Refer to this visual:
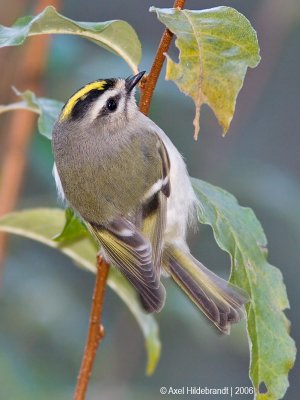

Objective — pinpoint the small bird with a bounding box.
[52,71,248,334]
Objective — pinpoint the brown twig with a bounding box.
[139,0,186,115]
[74,256,109,400]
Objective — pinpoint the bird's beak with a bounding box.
[125,71,146,93]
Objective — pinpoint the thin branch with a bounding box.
[139,0,186,115]
[74,256,109,400]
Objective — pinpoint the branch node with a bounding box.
[99,324,105,339]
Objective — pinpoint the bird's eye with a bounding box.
[106,98,118,112]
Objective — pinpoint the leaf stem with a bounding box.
[0,102,39,115]
[139,0,186,115]
[74,255,109,400]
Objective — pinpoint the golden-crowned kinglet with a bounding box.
[52,71,247,334]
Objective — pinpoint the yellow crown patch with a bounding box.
[60,81,106,121]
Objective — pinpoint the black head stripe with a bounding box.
[71,89,101,119]
[70,79,117,120]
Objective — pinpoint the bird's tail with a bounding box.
[163,244,249,334]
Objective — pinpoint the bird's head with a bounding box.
[58,71,145,132]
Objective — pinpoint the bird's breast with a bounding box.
[53,130,151,225]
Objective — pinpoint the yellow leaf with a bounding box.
[151,7,261,139]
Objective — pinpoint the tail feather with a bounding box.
[163,244,248,334]
[138,284,166,313]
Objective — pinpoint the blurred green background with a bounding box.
[0,0,299,399]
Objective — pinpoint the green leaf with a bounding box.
[0,208,160,375]
[53,208,88,242]
[151,7,261,139]
[192,178,296,400]
[0,6,141,72]
[0,89,63,139]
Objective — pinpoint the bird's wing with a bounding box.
[86,217,165,312]
[86,136,170,313]
[141,138,171,276]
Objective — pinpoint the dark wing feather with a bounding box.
[86,218,166,312]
